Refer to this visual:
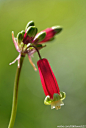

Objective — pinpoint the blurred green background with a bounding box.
[0,0,86,128]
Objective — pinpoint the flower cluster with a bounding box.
[9,21,62,70]
[10,21,66,110]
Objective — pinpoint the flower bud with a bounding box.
[52,26,62,34]
[26,26,38,38]
[25,21,35,30]
[40,26,62,43]
[33,32,46,44]
[17,30,25,44]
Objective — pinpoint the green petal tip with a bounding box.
[17,30,25,44]
[52,26,63,34]
[33,32,46,44]
[26,26,38,38]
[25,21,35,30]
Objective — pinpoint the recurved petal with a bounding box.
[9,53,21,66]
[12,31,21,52]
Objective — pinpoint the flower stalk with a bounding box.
[25,45,42,60]
[8,21,64,127]
[8,55,24,128]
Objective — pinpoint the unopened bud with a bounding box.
[26,26,38,38]
[52,26,63,34]
[17,30,25,44]
[33,32,46,44]
[25,21,35,30]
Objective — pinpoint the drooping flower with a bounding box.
[9,21,62,70]
[37,58,66,110]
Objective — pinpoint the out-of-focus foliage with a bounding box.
[0,0,86,128]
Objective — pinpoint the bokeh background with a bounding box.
[0,0,86,128]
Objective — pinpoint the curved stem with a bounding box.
[8,56,24,128]
[25,45,42,60]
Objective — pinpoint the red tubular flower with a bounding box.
[37,58,66,110]
[37,58,60,98]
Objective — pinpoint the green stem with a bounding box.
[8,56,24,128]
